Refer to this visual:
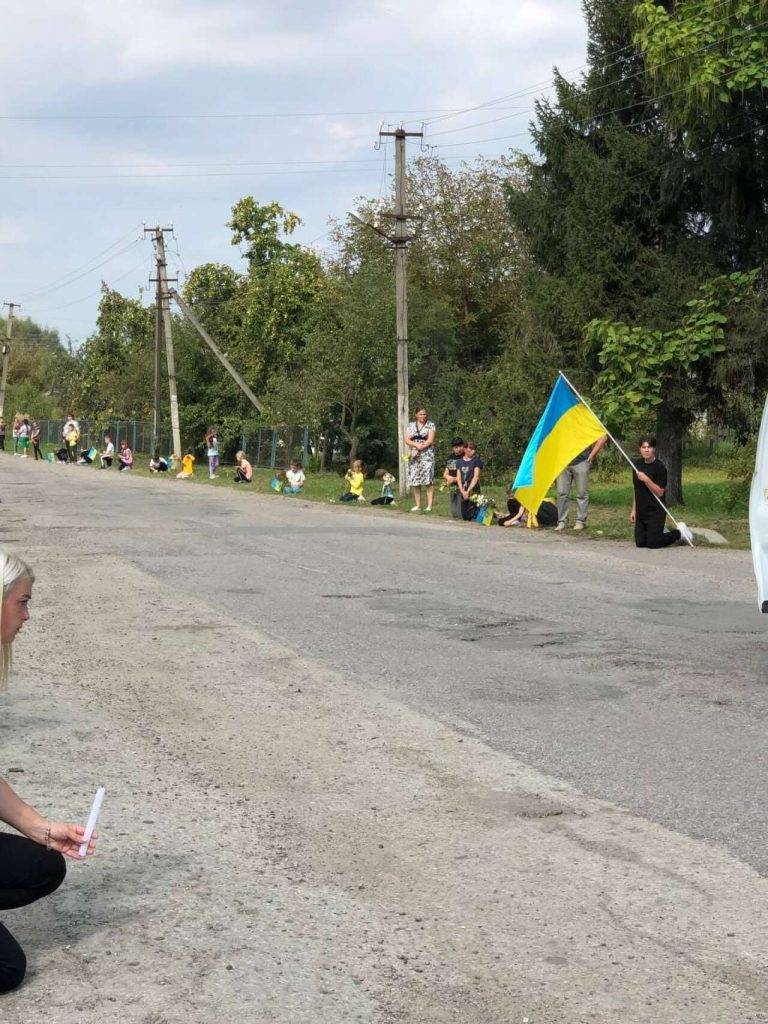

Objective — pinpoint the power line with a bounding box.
[0,157,383,170]
[15,231,143,302]
[425,10,768,141]
[0,106,485,122]
[24,256,151,317]
[420,0,764,130]
[0,166,385,181]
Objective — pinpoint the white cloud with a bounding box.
[344,0,583,48]
[0,1,317,89]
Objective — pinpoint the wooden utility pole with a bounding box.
[152,290,161,450]
[0,302,19,424]
[145,226,181,458]
[171,289,266,415]
[357,126,422,497]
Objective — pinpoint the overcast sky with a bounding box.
[0,0,587,343]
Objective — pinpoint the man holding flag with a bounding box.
[512,373,694,546]
[555,435,607,532]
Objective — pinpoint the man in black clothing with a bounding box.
[630,436,691,548]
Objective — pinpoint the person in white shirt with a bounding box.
[99,434,114,469]
[284,460,306,493]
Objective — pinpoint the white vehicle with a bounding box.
[749,394,768,612]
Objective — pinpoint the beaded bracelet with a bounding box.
[44,823,52,850]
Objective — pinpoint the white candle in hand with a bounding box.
[79,786,106,858]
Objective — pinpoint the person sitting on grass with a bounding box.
[284,459,306,494]
[498,492,558,528]
[99,434,114,469]
[371,468,396,506]
[630,435,692,548]
[176,450,195,480]
[149,449,168,473]
[442,437,465,519]
[118,440,133,472]
[340,460,366,503]
[234,451,252,483]
[457,441,483,521]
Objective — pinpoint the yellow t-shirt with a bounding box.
[347,471,364,496]
[182,454,195,474]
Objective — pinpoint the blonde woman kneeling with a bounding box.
[0,550,98,993]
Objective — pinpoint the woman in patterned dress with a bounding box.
[404,406,436,512]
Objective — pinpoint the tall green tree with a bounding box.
[507,0,725,500]
[634,0,768,268]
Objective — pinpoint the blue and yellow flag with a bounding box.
[513,375,606,514]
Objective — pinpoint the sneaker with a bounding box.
[424,506,432,513]
[573,521,585,531]
[678,522,694,546]
[410,506,421,512]
[555,522,566,532]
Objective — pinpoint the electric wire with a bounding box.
[24,256,152,317]
[15,233,144,302]
[419,0,766,129]
[425,11,768,141]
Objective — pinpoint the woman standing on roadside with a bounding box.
[30,422,42,461]
[404,406,436,513]
[0,550,98,993]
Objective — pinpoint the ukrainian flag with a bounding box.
[513,375,606,514]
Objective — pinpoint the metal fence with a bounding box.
[32,419,312,467]
[36,419,155,453]
[242,427,311,469]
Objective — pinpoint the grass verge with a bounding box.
[59,456,748,550]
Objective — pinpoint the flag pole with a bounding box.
[558,370,693,546]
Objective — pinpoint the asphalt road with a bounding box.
[5,456,768,874]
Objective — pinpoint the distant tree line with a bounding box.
[6,1,768,502]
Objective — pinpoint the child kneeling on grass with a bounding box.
[149,449,169,473]
[340,460,366,503]
[118,440,133,471]
[284,459,306,493]
[371,469,396,505]
[176,450,195,479]
[234,451,252,483]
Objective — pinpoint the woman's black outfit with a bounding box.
[234,468,251,483]
[633,458,680,548]
[32,439,42,460]
[0,834,66,992]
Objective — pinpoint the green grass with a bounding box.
[76,455,749,549]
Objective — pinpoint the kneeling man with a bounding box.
[630,435,692,548]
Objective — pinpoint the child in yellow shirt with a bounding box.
[176,450,196,479]
[340,460,366,503]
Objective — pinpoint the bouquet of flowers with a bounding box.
[470,492,496,526]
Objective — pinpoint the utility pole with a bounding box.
[354,126,422,497]
[153,291,161,450]
[145,226,181,459]
[0,302,19,425]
